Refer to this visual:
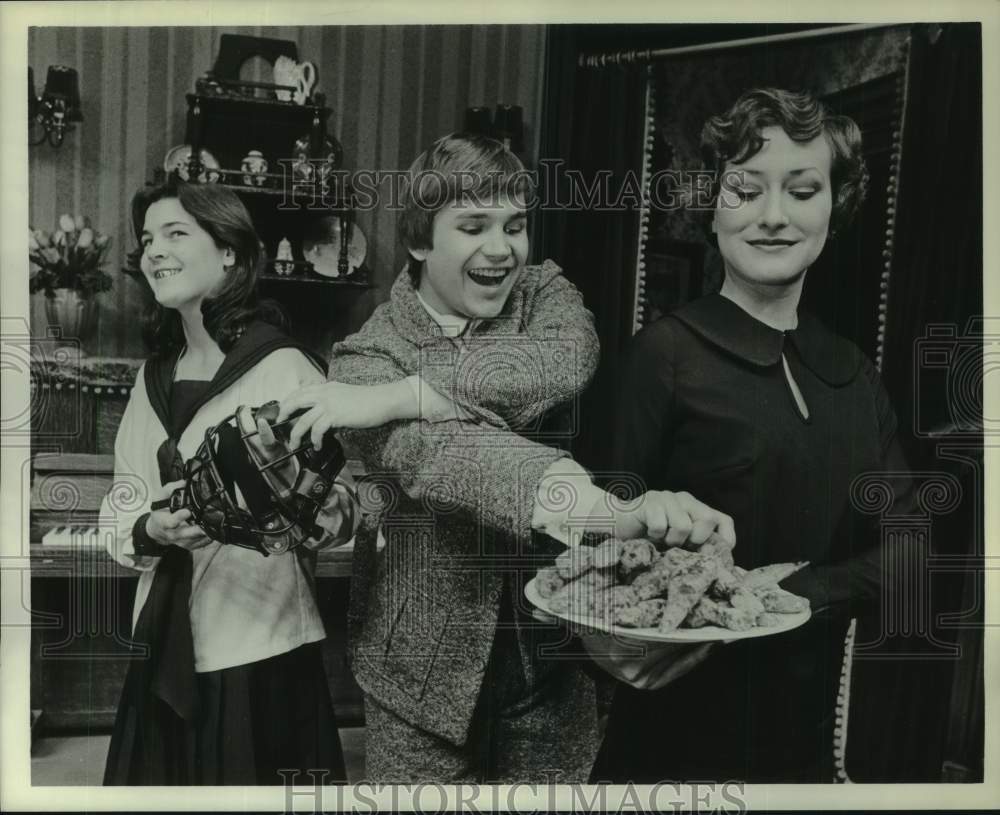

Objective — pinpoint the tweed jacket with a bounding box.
[329,260,600,745]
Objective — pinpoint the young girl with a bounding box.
[102,179,355,785]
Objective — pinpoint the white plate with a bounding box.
[163,144,221,183]
[302,217,367,277]
[524,576,811,643]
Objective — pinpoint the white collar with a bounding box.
[415,289,470,337]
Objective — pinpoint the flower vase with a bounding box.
[44,288,98,344]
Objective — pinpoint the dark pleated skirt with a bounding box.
[104,642,347,786]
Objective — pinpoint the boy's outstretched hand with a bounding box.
[613,490,735,548]
[279,381,411,451]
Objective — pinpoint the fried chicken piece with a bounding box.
[630,550,685,599]
[658,554,720,632]
[754,586,811,614]
[729,587,766,617]
[710,567,742,600]
[685,595,757,632]
[580,567,616,587]
[740,561,808,591]
[547,568,614,615]
[662,546,699,566]
[554,545,594,580]
[534,566,566,599]
[685,600,712,628]
[615,598,667,628]
[606,584,642,612]
[756,612,783,628]
[618,538,659,578]
[692,532,736,570]
[631,573,667,600]
[592,538,625,570]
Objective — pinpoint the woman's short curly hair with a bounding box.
[397,133,536,286]
[700,87,868,234]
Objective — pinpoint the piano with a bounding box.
[29,452,365,731]
[30,452,363,577]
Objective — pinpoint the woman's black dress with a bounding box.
[591,295,914,783]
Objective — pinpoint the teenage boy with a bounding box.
[279,134,734,782]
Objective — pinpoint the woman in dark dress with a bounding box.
[591,88,914,783]
[101,179,355,785]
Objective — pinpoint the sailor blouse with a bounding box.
[100,347,329,673]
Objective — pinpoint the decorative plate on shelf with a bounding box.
[302,216,367,278]
[163,144,221,183]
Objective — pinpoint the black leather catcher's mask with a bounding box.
[154,401,347,556]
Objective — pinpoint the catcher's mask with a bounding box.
[151,401,347,556]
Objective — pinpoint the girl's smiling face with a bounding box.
[410,195,529,320]
[713,125,834,290]
[140,197,234,312]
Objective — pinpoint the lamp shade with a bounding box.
[493,104,524,152]
[463,106,493,137]
[43,66,83,122]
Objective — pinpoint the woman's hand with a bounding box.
[613,490,736,547]
[145,480,213,550]
[278,381,413,450]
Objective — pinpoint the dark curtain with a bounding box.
[881,23,983,453]
[537,53,647,477]
[845,22,984,783]
[804,72,905,361]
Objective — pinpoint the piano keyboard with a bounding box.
[41,525,105,547]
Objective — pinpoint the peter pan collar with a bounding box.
[670,293,863,386]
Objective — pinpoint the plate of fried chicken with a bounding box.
[525,534,811,643]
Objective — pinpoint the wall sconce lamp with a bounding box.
[463,103,525,153]
[29,66,83,148]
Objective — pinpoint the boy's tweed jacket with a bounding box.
[329,260,600,746]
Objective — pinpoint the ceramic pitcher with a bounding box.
[291,61,317,105]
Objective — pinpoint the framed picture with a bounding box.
[638,238,706,328]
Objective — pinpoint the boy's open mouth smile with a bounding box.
[152,267,182,280]
[466,266,513,287]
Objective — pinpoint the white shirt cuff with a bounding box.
[531,458,614,546]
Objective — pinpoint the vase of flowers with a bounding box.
[29,213,113,343]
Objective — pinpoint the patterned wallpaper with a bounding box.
[28,25,547,358]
